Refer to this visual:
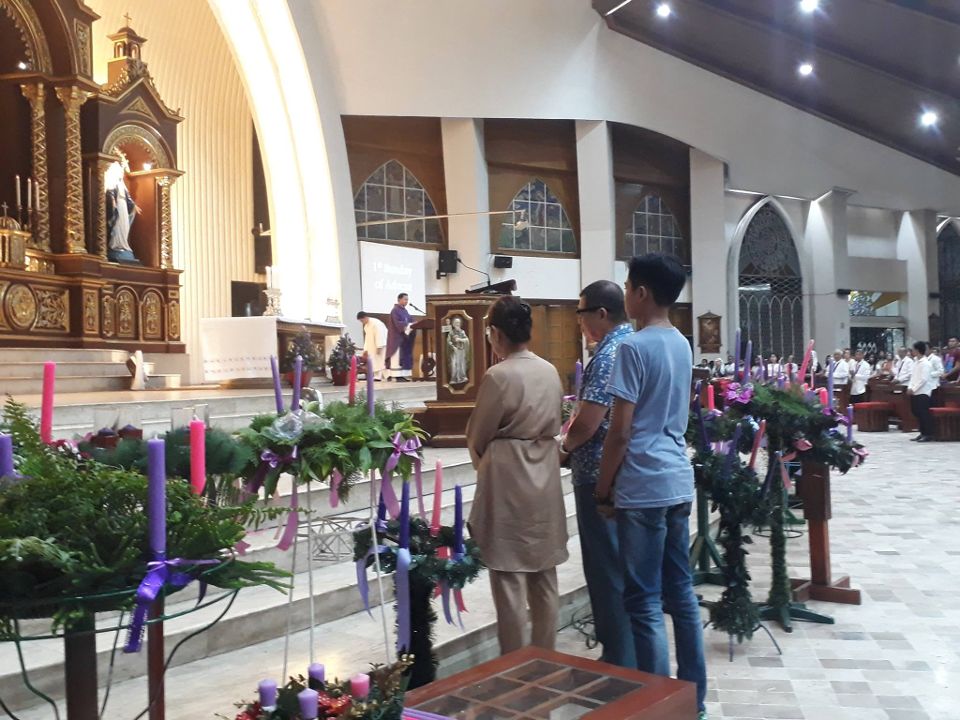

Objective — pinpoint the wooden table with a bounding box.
[403,647,696,719]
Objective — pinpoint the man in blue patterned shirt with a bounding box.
[559,279,635,668]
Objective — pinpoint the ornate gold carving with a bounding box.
[116,288,136,338]
[103,124,171,169]
[20,83,50,251]
[5,284,37,330]
[122,97,159,124]
[0,228,28,268]
[157,175,174,269]
[55,86,92,254]
[102,62,178,118]
[142,291,163,339]
[0,282,8,329]
[25,250,55,274]
[83,290,98,334]
[168,299,180,340]
[0,0,53,72]
[74,19,91,77]
[101,295,115,338]
[35,288,69,331]
[92,158,113,258]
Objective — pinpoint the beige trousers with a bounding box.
[488,567,559,655]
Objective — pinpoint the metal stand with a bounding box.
[147,601,164,720]
[263,287,282,316]
[689,486,725,586]
[64,615,98,720]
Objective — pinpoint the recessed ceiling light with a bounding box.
[798,62,814,76]
[656,3,672,18]
[799,0,819,13]
[920,111,939,128]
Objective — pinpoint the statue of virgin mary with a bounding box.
[105,160,140,263]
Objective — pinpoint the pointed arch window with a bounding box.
[623,194,687,262]
[738,204,803,360]
[498,179,576,254]
[354,160,443,245]
[939,221,960,341]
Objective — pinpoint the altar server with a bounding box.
[357,311,388,380]
[908,341,935,442]
[894,347,914,385]
[849,349,871,404]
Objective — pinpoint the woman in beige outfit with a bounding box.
[466,296,569,654]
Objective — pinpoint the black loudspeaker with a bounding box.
[438,249,459,273]
[493,255,513,269]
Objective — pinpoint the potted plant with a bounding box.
[327,333,358,386]
[282,328,323,388]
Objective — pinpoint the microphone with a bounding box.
[458,258,491,286]
[409,302,426,315]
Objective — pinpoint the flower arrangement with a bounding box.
[283,328,324,374]
[328,335,359,375]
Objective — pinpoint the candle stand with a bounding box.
[689,485,726,586]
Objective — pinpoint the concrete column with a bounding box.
[897,209,938,343]
[575,121,616,287]
[806,190,852,353]
[441,118,489,294]
[689,149,727,361]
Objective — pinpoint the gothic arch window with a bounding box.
[354,160,442,245]
[623,194,686,262]
[939,221,960,340]
[498,179,576,254]
[738,204,804,360]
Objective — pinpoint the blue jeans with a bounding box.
[617,503,707,711]
[573,484,636,668]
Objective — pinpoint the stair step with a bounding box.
[0,348,133,364]
[0,361,157,379]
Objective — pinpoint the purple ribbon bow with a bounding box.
[246,446,299,494]
[382,433,425,519]
[124,557,218,653]
[724,382,754,406]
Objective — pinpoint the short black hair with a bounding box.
[356,311,368,320]
[489,295,532,344]
[398,293,408,301]
[627,253,686,307]
[913,340,928,354]
[579,280,626,323]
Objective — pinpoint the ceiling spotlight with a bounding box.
[656,3,672,18]
[920,111,939,128]
[798,62,814,76]
[16,61,27,70]
[799,0,819,12]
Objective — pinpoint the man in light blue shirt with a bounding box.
[596,253,707,718]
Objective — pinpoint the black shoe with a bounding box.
[910,435,922,441]
[917,435,933,442]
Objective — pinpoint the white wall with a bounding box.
[848,206,898,260]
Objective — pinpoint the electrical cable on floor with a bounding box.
[570,604,598,650]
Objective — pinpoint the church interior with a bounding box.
[0,1,958,718]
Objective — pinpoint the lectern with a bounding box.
[416,291,512,447]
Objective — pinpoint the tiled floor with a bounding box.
[556,431,960,719]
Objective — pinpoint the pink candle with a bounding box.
[189,418,206,495]
[349,673,370,699]
[797,340,814,385]
[430,460,443,536]
[818,388,829,406]
[748,419,766,469]
[705,383,715,412]
[348,355,358,404]
[40,361,55,444]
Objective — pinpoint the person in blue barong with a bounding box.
[386,292,415,382]
[559,279,636,669]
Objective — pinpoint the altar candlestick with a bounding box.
[292,355,303,411]
[265,266,273,289]
[34,180,39,212]
[298,688,319,719]
[0,433,13,478]
[743,340,752,382]
[348,355,358,404]
[349,673,370,699]
[308,663,325,690]
[269,355,284,414]
[258,680,277,710]
[430,460,443,536]
[454,485,464,552]
[706,383,715,412]
[25,178,31,212]
[14,176,20,209]
[367,355,375,416]
[40,361,55,444]
[846,404,854,443]
[749,419,766,469]
[574,360,583,396]
[826,359,834,409]
[147,438,166,557]
[189,418,206,495]
[733,329,741,382]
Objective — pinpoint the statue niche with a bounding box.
[104,156,139,263]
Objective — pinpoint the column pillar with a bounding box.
[897,209,937,343]
[20,82,51,252]
[806,189,852,353]
[689,149,727,361]
[156,174,176,269]
[441,118,489,294]
[55,86,92,254]
[575,121,616,287]
[85,155,113,258]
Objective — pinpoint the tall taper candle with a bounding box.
[34,179,39,213]
[147,438,166,557]
[40,361,55,444]
[189,418,206,495]
[797,339,814,387]
[733,329,741,383]
[749,419,766,469]
[454,485,464,552]
[0,433,13,478]
[269,355,284,414]
[846,404,854,442]
[826,359,835,409]
[430,460,443,536]
[297,688,319,719]
[348,354,358,404]
[743,340,752,383]
[574,360,583,396]
[14,175,20,209]
[258,679,278,710]
[25,178,31,212]
[376,492,387,526]
[399,481,410,549]
[292,354,303,411]
[367,354,375,416]
[706,383,715,412]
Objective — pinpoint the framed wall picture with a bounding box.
[698,312,722,354]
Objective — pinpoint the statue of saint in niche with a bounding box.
[446,316,471,385]
[105,159,141,263]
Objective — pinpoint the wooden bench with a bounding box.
[853,402,892,432]
[931,407,960,441]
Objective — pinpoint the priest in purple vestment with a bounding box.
[386,292,415,381]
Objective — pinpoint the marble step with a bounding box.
[0,360,158,379]
[0,488,582,711]
[0,372,181,396]
[0,347,134,364]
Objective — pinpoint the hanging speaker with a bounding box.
[438,250,459,273]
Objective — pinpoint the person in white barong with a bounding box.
[357,311,388,380]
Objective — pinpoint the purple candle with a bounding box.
[743,340,752,383]
[297,688,319,719]
[270,355,284,414]
[147,438,166,557]
[376,492,387,526]
[399,481,410,549]
[367,354,375,417]
[258,679,278,709]
[846,404,854,442]
[454,484,463,552]
[292,354,303,411]
[826,359,835,409]
[0,433,13,478]
[574,360,583,396]
[733,329,741,382]
[308,662,325,690]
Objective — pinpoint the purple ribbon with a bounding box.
[384,433,425,519]
[356,542,390,616]
[124,557,217,653]
[246,446,298,494]
[330,469,342,508]
[381,469,401,519]
[276,482,300,551]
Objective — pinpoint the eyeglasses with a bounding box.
[575,306,607,315]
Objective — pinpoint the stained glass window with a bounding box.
[623,194,687,262]
[939,222,960,340]
[498,179,576,254]
[354,160,442,245]
[738,204,804,360]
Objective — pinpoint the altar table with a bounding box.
[404,646,696,719]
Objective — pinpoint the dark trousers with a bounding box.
[910,393,934,437]
[850,393,866,405]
